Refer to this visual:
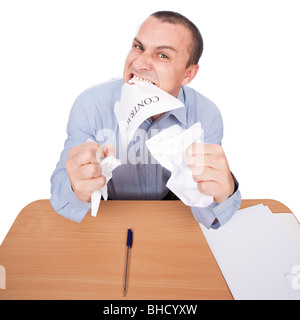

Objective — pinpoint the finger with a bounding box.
[187,143,223,156]
[187,142,205,156]
[85,175,107,193]
[188,155,227,172]
[197,181,219,196]
[73,175,107,202]
[96,147,103,163]
[187,154,213,169]
[76,163,102,180]
[191,166,219,182]
[103,144,116,157]
[69,141,99,156]
[187,146,229,171]
[96,144,116,162]
[71,145,100,167]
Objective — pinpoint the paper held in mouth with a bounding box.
[114,77,184,150]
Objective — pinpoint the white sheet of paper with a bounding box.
[200,204,300,299]
[273,212,300,249]
[146,122,213,207]
[114,78,184,150]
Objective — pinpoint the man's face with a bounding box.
[123,17,198,97]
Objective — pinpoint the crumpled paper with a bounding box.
[91,156,121,217]
[145,122,214,207]
[87,139,121,217]
[114,77,184,150]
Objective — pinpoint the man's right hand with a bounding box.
[65,142,115,202]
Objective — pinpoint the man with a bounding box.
[50,11,241,228]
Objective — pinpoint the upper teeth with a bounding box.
[133,75,153,84]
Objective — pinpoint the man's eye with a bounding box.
[158,53,168,59]
[134,45,143,51]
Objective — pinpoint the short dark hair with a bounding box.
[150,11,203,68]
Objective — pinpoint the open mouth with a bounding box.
[131,74,156,86]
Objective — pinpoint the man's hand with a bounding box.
[187,143,235,203]
[65,142,115,202]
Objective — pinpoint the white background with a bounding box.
[0,0,299,244]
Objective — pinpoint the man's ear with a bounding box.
[181,64,199,86]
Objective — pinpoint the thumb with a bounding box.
[103,144,116,157]
[96,144,116,162]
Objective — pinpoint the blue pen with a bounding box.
[123,229,133,296]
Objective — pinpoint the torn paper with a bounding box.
[86,139,121,217]
[91,156,121,217]
[114,78,184,150]
[146,122,213,207]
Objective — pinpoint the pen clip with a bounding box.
[126,229,133,248]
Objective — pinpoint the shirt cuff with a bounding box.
[190,188,241,229]
[63,178,91,208]
[212,188,242,228]
[50,178,91,223]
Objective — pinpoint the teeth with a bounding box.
[133,75,152,84]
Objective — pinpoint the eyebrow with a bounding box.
[133,37,177,53]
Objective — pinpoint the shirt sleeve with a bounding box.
[50,96,93,222]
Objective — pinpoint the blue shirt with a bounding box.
[50,78,241,228]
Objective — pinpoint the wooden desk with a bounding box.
[0,199,293,300]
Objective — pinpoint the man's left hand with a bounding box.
[187,143,235,203]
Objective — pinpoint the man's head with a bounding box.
[150,11,203,68]
[123,11,203,97]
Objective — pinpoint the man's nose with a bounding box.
[133,52,152,71]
